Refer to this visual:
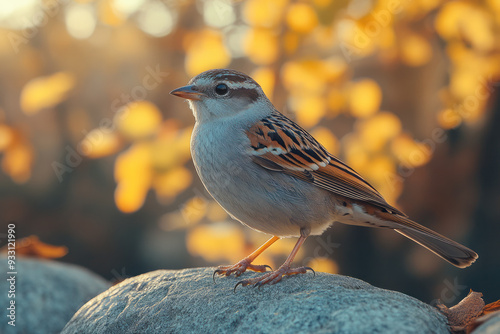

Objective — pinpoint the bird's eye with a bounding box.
[215,83,229,95]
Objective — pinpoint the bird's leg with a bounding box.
[213,236,279,279]
[235,231,313,289]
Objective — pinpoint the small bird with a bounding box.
[170,69,478,288]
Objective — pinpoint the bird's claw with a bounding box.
[233,265,313,291]
[304,266,315,278]
[213,260,272,283]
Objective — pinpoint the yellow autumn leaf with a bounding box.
[284,32,300,54]
[435,1,468,40]
[338,20,375,58]
[462,7,495,52]
[251,67,275,99]
[282,60,332,94]
[487,0,500,12]
[446,41,470,65]
[349,79,382,118]
[20,72,75,114]
[114,180,149,214]
[391,133,432,168]
[343,133,370,173]
[313,0,331,7]
[322,57,348,83]
[312,26,338,50]
[417,0,441,12]
[0,124,14,151]
[186,223,246,263]
[244,28,279,65]
[435,2,494,51]
[286,3,318,34]
[81,129,122,158]
[185,30,231,77]
[153,166,192,200]
[151,126,192,171]
[150,140,179,171]
[400,33,432,67]
[115,101,162,140]
[243,0,287,28]
[181,196,208,224]
[114,143,152,213]
[378,27,395,50]
[437,108,461,129]
[98,0,125,26]
[376,178,402,207]
[115,143,151,182]
[295,96,326,128]
[449,69,478,99]
[206,201,228,222]
[15,235,68,259]
[327,89,346,114]
[1,142,33,183]
[310,127,339,155]
[363,155,396,185]
[358,112,402,152]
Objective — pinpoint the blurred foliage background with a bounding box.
[1,0,499,303]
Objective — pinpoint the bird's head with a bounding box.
[170,69,272,124]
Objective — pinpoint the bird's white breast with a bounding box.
[190,118,337,237]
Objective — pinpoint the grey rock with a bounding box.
[0,256,110,334]
[62,267,449,334]
[474,311,500,334]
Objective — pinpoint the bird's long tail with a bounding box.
[376,211,478,268]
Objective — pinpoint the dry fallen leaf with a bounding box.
[435,290,485,332]
[466,300,500,333]
[1,235,68,259]
[482,300,500,315]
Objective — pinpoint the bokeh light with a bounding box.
[0,0,498,307]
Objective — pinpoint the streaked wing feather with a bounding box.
[246,111,405,216]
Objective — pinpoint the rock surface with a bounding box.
[473,311,500,333]
[62,267,449,334]
[0,256,110,334]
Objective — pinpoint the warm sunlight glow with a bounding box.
[186,223,246,263]
[349,79,382,118]
[185,29,231,76]
[114,143,152,213]
[203,0,236,28]
[116,101,162,140]
[112,0,146,17]
[136,1,175,37]
[65,3,97,39]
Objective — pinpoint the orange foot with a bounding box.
[213,259,272,281]
[234,264,314,291]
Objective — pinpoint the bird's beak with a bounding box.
[170,85,206,101]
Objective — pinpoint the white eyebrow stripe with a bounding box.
[225,82,258,89]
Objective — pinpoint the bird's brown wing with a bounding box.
[246,111,405,216]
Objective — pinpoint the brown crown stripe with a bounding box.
[197,69,257,84]
[230,87,260,102]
